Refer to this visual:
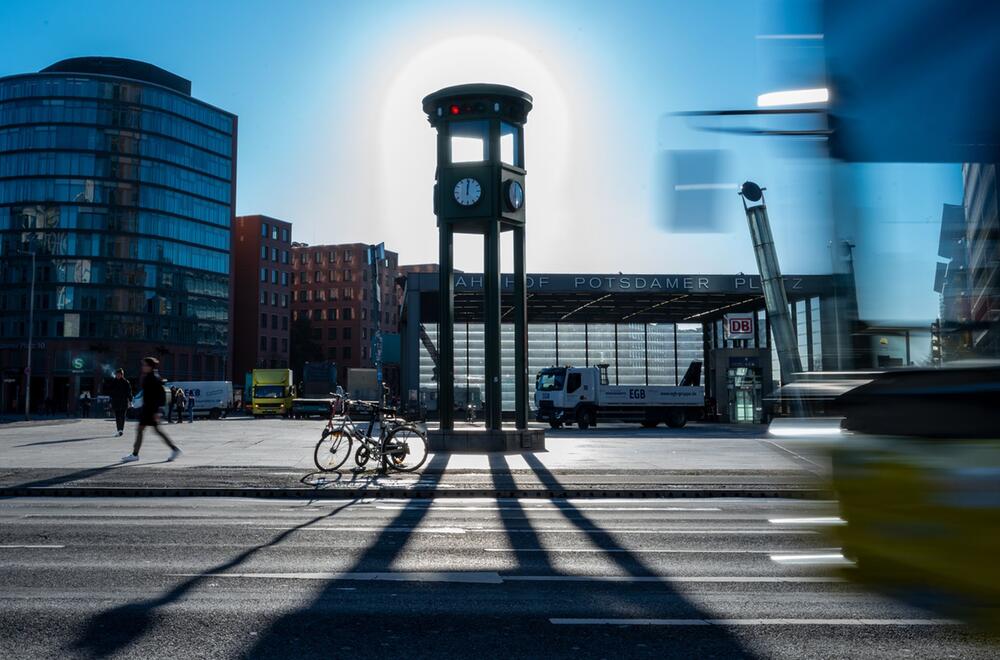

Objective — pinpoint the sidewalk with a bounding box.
[0,417,831,498]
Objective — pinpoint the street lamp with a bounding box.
[17,242,37,420]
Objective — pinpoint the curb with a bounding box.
[0,486,831,500]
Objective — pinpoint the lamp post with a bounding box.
[18,243,37,420]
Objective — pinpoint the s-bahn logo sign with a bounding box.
[724,313,755,340]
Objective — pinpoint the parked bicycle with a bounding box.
[313,391,428,473]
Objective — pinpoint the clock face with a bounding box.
[506,180,524,210]
[453,177,482,206]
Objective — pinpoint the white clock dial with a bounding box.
[506,180,524,210]
[453,177,482,206]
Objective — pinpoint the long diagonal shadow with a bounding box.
[2,463,125,496]
[488,454,555,574]
[521,452,755,657]
[244,451,451,658]
[70,497,361,658]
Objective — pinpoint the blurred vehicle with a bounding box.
[166,381,233,419]
[251,369,295,418]
[830,363,1000,628]
[292,361,338,419]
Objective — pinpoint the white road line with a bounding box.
[168,572,842,585]
[550,618,960,626]
[171,572,503,584]
[0,544,65,549]
[768,517,845,525]
[268,527,817,535]
[770,552,855,566]
[374,505,723,512]
[508,576,844,583]
[484,548,826,554]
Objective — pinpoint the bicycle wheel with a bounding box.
[382,424,429,472]
[313,424,353,471]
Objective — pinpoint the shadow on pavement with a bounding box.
[243,452,451,658]
[488,454,555,574]
[521,452,755,657]
[14,436,104,448]
[70,497,360,658]
[2,463,125,493]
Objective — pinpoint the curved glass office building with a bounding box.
[0,58,236,413]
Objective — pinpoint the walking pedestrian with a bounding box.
[187,392,196,423]
[166,386,176,423]
[121,357,181,463]
[79,391,92,418]
[107,368,133,437]
[173,387,187,424]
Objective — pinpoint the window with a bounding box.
[280,271,288,286]
[261,222,268,238]
[450,120,489,162]
[260,313,267,328]
[281,228,288,242]
[342,308,352,321]
[567,372,582,394]
[282,316,288,330]
[260,267,267,282]
[328,308,336,320]
[327,347,337,360]
[271,314,277,329]
[327,327,337,340]
[344,327,352,339]
[281,250,289,264]
[260,336,267,351]
[281,338,288,352]
[271,292,278,306]
[271,247,278,262]
[271,337,277,351]
[328,250,336,262]
[500,122,521,166]
[260,245,267,259]
[343,346,352,359]
[271,270,278,284]
[281,294,288,308]
[362,308,367,321]
[259,290,266,305]
[271,226,278,240]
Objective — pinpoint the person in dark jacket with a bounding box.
[107,368,133,437]
[121,357,181,463]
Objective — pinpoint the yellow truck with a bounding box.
[251,369,295,418]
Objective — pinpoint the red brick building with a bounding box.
[231,215,293,383]
[290,243,400,375]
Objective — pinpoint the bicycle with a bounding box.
[313,393,428,473]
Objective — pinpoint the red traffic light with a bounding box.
[449,104,460,115]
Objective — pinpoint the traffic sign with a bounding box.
[724,313,755,340]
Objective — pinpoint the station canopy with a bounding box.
[402,272,839,325]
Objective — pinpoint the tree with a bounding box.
[289,316,323,378]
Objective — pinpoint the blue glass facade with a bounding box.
[0,60,236,413]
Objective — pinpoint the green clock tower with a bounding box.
[423,83,533,434]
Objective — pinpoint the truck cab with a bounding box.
[251,369,295,417]
[535,366,601,428]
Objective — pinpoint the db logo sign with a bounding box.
[724,313,755,340]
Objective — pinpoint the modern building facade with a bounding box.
[231,215,292,382]
[290,242,400,383]
[0,57,237,413]
[401,271,852,423]
[962,162,1000,355]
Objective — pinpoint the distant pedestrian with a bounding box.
[166,386,176,423]
[79,391,92,418]
[187,392,196,423]
[173,388,187,424]
[121,357,181,463]
[107,368,133,437]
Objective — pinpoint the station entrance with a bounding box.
[400,272,851,424]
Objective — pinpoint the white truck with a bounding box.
[534,362,704,429]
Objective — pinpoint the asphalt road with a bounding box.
[1,497,995,659]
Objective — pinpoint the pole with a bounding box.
[742,197,802,383]
[25,249,35,420]
[513,225,528,429]
[438,226,454,430]
[484,219,502,431]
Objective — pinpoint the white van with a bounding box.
[132,381,233,419]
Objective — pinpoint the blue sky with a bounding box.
[0,0,961,327]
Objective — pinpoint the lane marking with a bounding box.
[507,576,844,583]
[770,552,855,566]
[484,548,827,554]
[268,527,817,536]
[0,544,65,549]
[169,572,842,585]
[171,571,503,584]
[550,618,960,626]
[374,505,723,512]
[768,517,845,525]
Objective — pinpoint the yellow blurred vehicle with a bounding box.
[831,364,1000,628]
